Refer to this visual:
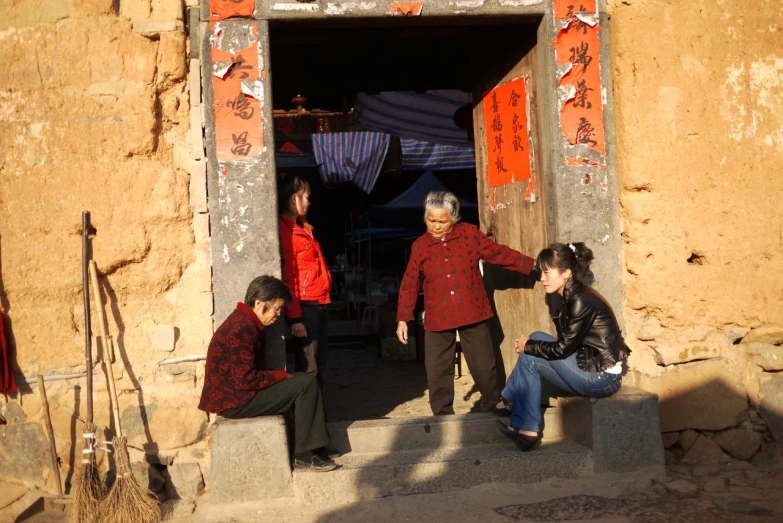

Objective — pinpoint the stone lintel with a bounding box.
[255,0,547,20]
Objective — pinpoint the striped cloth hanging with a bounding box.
[401,138,475,171]
[354,90,473,147]
[311,132,390,194]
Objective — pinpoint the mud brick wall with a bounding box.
[0,1,211,515]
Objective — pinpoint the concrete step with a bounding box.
[327,409,566,455]
[294,439,592,505]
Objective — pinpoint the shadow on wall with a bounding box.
[0,234,80,500]
[99,276,158,457]
[311,374,783,522]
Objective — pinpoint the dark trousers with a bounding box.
[220,374,329,454]
[293,303,329,387]
[424,321,501,415]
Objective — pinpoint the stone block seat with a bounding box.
[558,386,666,474]
[207,386,665,505]
[209,415,293,503]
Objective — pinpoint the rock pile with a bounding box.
[625,319,783,468]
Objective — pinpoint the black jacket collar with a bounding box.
[562,276,585,302]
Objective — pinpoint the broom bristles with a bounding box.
[71,422,105,523]
[100,436,160,523]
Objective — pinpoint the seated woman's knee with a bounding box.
[528,331,555,342]
[514,351,538,372]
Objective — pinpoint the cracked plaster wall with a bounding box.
[609,0,783,330]
[0,0,212,501]
[608,0,783,440]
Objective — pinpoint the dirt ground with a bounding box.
[322,346,484,420]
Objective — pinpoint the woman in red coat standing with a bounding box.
[396,191,535,416]
[278,175,333,387]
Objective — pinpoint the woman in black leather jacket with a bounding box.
[496,243,631,451]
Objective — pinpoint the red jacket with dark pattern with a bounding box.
[198,303,288,413]
[397,223,535,332]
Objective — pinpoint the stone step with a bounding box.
[294,439,592,505]
[327,409,566,455]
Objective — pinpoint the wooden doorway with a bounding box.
[472,33,551,377]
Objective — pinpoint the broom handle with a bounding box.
[82,211,93,423]
[88,261,123,437]
[37,375,64,496]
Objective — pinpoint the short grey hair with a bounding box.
[424,191,461,224]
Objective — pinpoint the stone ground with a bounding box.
[13,418,783,522]
[165,459,783,522]
[13,460,783,522]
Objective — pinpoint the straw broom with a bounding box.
[89,260,160,523]
[71,212,105,523]
[70,420,104,523]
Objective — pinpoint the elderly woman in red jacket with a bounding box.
[278,175,333,386]
[396,191,535,416]
[198,275,335,471]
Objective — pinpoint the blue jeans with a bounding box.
[501,332,622,433]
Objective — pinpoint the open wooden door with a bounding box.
[471,26,551,378]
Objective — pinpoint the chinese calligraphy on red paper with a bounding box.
[210,22,263,162]
[553,0,606,155]
[482,77,533,190]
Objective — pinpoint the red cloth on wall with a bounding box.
[0,310,18,401]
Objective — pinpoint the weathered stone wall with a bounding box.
[0,0,210,516]
[608,0,783,463]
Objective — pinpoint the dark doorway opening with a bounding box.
[269,17,541,421]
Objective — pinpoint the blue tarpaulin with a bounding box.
[365,170,478,225]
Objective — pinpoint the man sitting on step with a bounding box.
[198,275,337,472]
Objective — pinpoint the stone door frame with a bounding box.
[198,0,623,347]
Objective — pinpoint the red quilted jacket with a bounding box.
[198,303,288,413]
[397,223,534,332]
[279,215,332,322]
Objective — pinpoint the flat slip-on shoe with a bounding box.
[488,405,511,417]
[481,402,512,417]
[495,420,540,452]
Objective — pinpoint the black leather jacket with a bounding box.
[524,278,631,372]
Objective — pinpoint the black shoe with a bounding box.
[488,405,511,417]
[495,420,540,452]
[482,403,511,417]
[293,453,338,472]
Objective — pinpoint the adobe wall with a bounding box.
[608,0,783,462]
[0,0,781,517]
[0,0,212,515]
